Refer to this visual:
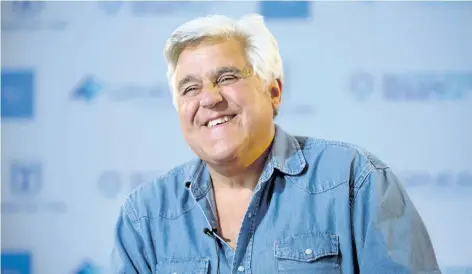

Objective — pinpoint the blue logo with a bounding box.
[2,1,67,32]
[10,1,45,17]
[74,261,101,274]
[10,161,42,196]
[1,251,32,274]
[350,72,374,101]
[348,72,472,101]
[399,171,472,188]
[72,76,105,101]
[130,2,210,16]
[259,1,312,20]
[2,160,67,214]
[129,171,153,191]
[97,170,163,198]
[97,171,122,198]
[1,70,34,119]
[383,73,472,101]
[70,75,172,108]
[97,1,212,17]
[97,1,123,14]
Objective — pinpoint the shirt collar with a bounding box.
[184,124,307,199]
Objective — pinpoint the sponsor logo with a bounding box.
[398,171,472,188]
[70,74,172,108]
[259,1,312,20]
[2,1,68,32]
[349,71,472,101]
[350,72,374,101]
[11,0,44,16]
[1,160,67,214]
[72,76,105,102]
[97,1,123,14]
[278,64,315,116]
[10,161,42,195]
[74,260,101,274]
[97,171,122,199]
[1,251,32,274]
[98,170,162,198]
[1,70,35,119]
[97,1,213,16]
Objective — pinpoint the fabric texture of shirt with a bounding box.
[108,125,440,274]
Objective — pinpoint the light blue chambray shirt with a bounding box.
[109,125,440,274]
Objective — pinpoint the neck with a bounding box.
[207,132,274,191]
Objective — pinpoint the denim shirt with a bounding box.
[109,125,440,274]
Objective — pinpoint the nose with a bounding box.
[199,85,223,108]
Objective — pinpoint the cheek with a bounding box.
[223,83,256,106]
[178,101,199,125]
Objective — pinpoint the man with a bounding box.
[110,14,440,273]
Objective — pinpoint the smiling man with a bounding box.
[109,14,440,274]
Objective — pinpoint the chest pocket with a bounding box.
[274,232,340,274]
[155,257,209,274]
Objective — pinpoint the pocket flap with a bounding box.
[274,233,339,263]
[156,257,209,273]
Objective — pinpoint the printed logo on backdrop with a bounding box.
[1,161,67,214]
[10,161,42,195]
[259,1,312,20]
[11,0,44,16]
[74,260,101,274]
[71,74,173,110]
[97,1,123,14]
[1,251,32,274]
[97,171,122,199]
[1,1,68,32]
[350,71,374,101]
[97,170,163,199]
[278,64,315,117]
[72,75,105,102]
[96,1,215,16]
[348,71,472,101]
[398,171,472,189]
[1,70,35,119]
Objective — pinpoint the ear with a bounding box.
[269,78,283,110]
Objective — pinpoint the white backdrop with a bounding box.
[2,1,471,273]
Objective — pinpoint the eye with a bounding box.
[217,75,238,84]
[182,86,199,95]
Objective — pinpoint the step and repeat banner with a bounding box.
[2,1,471,273]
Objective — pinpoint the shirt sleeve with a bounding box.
[107,201,152,274]
[352,166,441,273]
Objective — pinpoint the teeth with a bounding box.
[207,116,232,128]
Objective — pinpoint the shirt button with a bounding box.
[247,212,253,218]
[304,248,313,255]
[237,265,245,272]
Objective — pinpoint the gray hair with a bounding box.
[164,13,284,115]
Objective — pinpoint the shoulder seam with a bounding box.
[351,166,375,207]
[123,198,142,234]
[301,138,388,169]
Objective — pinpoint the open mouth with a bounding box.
[206,115,236,128]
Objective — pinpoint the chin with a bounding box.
[203,141,240,164]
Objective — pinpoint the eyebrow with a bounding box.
[176,66,247,92]
[213,66,243,77]
[177,75,200,93]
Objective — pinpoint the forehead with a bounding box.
[174,38,247,78]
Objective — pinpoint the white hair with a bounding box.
[164,13,284,110]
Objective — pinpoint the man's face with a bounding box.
[173,38,282,165]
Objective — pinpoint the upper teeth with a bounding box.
[207,116,232,128]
